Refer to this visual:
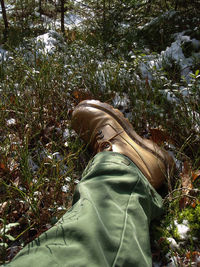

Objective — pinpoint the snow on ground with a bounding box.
[0,4,15,19]
[36,30,64,53]
[161,33,200,82]
[140,10,177,30]
[0,4,14,14]
[140,32,200,83]
[112,93,132,119]
[167,219,190,248]
[40,13,84,31]
[5,4,15,11]
[165,220,199,266]
[64,13,83,29]
[35,12,84,53]
[0,46,7,61]
[6,118,16,126]
[174,219,190,240]
[167,237,179,250]
[166,253,180,267]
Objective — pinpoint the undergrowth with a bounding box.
[0,2,200,266]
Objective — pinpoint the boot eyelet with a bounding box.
[99,141,112,152]
[104,143,110,148]
[97,133,104,140]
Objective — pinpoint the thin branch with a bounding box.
[164,187,200,202]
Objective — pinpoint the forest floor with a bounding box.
[0,2,200,266]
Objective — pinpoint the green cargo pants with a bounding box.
[5,151,163,267]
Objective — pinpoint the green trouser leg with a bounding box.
[5,151,163,267]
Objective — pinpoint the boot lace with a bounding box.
[95,129,124,152]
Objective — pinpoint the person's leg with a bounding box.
[5,151,163,267]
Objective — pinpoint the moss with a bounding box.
[178,204,200,238]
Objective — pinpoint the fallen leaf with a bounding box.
[179,160,193,209]
[181,161,193,189]
[0,201,8,214]
[0,161,6,170]
[10,95,16,105]
[192,170,200,182]
[149,127,173,145]
[73,90,93,103]
[186,251,200,261]
[190,200,196,208]
[71,30,76,42]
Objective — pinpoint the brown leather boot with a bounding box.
[71,99,175,189]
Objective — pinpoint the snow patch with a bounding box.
[63,128,70,140]
[161,33,195,82]
[141,10,177,30]
[28,157,39,172]
[113,92,129,107]
[62,185,69,193]
[174,219,190,240]
[36,30,64,54]
[6,118,16,126]
[139,32,200,83]
[52,152,63,161]
[64,13,83,29]
[41,13,84,31]
[0,46,7,61]
[167,237,179,250]
[112,93,132,119]
[166,252,180,267]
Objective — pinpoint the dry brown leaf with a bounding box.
[10,95,16,105]
[192,170,200,182]
[149,128,173,146]
[179,160,193,209]
[0,161,6,170]
[181,161,193,189]
[73,90,93,103]
[190,200,197,208]
[71,31,76,42]
[186,251,200,262]
[0,201,8,214]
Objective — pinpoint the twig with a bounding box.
[164,194,198,203]
[164,187,200,202]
